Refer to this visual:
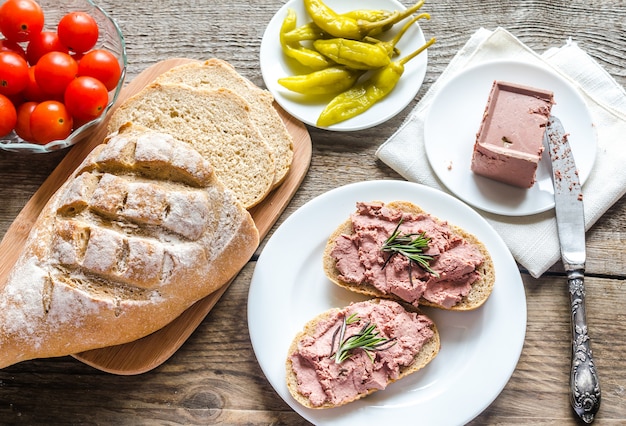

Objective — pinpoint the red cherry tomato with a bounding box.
[34,51,78,96]
[77,49,122,91]
[30,100,73,144]
[0,0,44,42]
[64,76,109,121]
[22,66,46,101]
[0,93,17,137]
[14,100,37,141]
[27,31,69,65]
[0,38,27,59]
[0,50,29,96]
[57,11,99,53]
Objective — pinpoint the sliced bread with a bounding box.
[107,83,276,209]
[155,58,294,188]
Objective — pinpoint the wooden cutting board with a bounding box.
[0,58,312,375]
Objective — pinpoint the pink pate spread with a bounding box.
[471,80,555,188]
[331,202,484,308]
[290,299,434,407]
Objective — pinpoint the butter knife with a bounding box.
[545,115,601,423]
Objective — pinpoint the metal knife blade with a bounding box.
[545,115,601,423]
[546,116,585,270]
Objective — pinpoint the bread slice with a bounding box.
[323,201,495,311]
[0,123,259,369]
[155,58,294,188]
[286,298,440,409]
[107,83,276,209]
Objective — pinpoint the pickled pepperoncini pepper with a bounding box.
[282,8,398,44]
[304,0,425,40]
[278,66,363,95]
[280,8,332,70]
[317,37,436,127]
[313,13,430,70]
[282,21,328,43]
[313,38,391,70]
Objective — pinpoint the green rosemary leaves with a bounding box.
[329,313,396,364]
[381,218,439,277]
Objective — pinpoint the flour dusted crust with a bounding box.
[0,124,259,369]
[107,83,276,209]
[154,58,294,189]
[322,201,495,311]
[285,299,440,409]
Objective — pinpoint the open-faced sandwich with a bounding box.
[286,298,440,409]
[323,201,495,310]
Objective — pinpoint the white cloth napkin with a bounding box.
[376,27,626,278]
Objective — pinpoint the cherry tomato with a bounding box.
[0,50,29,96]
[0,0,44,42]
[26,31,69,65]
[14,100,37,141]
[0,93,17,137]
[22,66,46,101]
[77,49,121,91]
[0,38,26,59]
[57,11,99,53]
[34,51,77,96]
[64,76,108,121]
[30,100,73,144]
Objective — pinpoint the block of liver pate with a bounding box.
[471,81,554,188]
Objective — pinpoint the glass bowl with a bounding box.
[0,0,127,153]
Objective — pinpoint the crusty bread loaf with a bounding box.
[286,298,440,409]
[107,83,276,209]
[155,58,294,188]
[323,201,495,311]
[0,123,259,369]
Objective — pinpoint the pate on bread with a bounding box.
[286,298,440,409]
[323,201,495,311]
[0,124,259,369]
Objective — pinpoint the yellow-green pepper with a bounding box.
[313,38,391,70]
[278,66,363,95]
[282,22,328,43]
[280,8,332,70]
[313,13,430,70]
[303,0,425,40]
[317,37,436,127]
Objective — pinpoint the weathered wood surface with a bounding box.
[0,0,624,424]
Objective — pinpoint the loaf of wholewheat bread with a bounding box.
[107,83,276,209]
[286,298,440,409]
[0,123,259,369]
[155,58,294,188]
[323,201,495,311]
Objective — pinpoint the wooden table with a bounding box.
[1,0,624,423]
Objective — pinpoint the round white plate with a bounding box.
[248,180,526,425]
[260,0,430,131]
[424,60,597,216]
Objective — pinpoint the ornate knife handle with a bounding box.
[568,270,601,423]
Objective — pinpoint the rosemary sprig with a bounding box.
[381,218,439,277]
[329,313,396,364]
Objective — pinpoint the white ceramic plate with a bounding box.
[424,60,597,216]
[248,180,526,425]
[260,0,430,131]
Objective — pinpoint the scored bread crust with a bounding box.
[322,201,495,311]
[0,124,259,369]
[107,82,276,209]
[154,58,294,189]
[285,298,440,409]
